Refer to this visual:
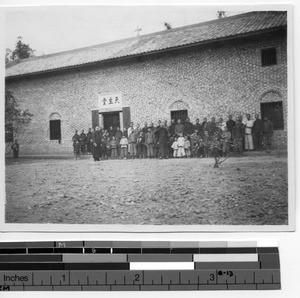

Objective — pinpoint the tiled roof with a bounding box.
[6,11,287,78]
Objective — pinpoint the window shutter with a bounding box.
[122,107,131,129]
[91,110,99,128]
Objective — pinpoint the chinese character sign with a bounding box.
[98,92,122,110]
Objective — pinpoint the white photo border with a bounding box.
[0,2,295,233]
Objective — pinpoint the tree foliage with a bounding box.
[6,36,35,63]
[5,49,12,64]
[5,89,33,153]
[217,11,227,19]
[202,123,234,168]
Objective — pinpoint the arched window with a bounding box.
[169,100,189,123]
[49,113,61,140]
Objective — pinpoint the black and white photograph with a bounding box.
[1,3,294,231]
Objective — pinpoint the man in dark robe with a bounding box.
[92,126,102,161]
[184,117,194,136]
[232,120,244,156]
[149,122,155,132]
[169,119,176,136]
[86,128,93,154]
[157,123,169,159]
[200,117,208,137]
[79,129,87,154]
[154,121,161,158]
[163,120,169,131]
[194,118,201,135]
[207,117,218,135]
[253,114,263,151]
[226,115,236,140]
[72,130,80,155]
[142,122,148,134]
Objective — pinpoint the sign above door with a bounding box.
[98,92,123,112]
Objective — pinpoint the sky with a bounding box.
[4,6,250,56]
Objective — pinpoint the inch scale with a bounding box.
[0,241,281,291]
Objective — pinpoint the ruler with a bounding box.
[0,241,280,291]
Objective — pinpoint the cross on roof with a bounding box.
[135,26,142,36]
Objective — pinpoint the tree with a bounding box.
[217,11,227,19]
[5,49,12,64]
[164,22,172,30]
[5,89,33,153]
[8,36,35,62]
[202,123,234,168]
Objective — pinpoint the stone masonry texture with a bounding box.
[6,33,287,154]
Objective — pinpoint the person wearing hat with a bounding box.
[72,130,80,158]
[11,139,19,160]
[184,117,194,136]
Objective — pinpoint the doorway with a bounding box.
[102,112,120,131]
[170,109,188,124]
[261,101,284,130]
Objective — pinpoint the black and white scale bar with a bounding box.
[0,247,279,255]
[0,269,281,291]
[0,263,130,270]
[0,241,279,254]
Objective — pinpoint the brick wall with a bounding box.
[6,32,287,154]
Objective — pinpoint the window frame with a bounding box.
[49,119,61,140]
[261,47,277,67]
[170,109,188,124]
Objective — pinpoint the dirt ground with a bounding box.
[5,155,288,225]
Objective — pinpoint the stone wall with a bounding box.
[6,32,287,154]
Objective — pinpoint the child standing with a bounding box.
[11,139,19,160]
[120,135,129,159]
[184,136,191,158]
[110,136,118,159]
[74,139,81,159]
[177,133,185,157]
[171,137,179,158]
[137,131,146,158]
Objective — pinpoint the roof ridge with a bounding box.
[14,10,284,64]
[6,10,287,78]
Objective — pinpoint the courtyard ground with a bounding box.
[5,155,288,225]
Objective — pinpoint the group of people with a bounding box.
[72,114,274,161]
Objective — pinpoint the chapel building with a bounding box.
[5,11,288,154]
